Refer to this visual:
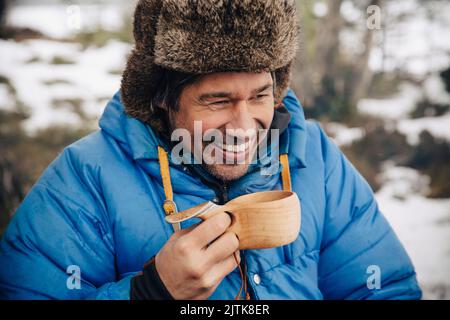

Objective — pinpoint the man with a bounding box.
[0,0,421,299]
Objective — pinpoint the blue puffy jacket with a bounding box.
[0,89,421,299]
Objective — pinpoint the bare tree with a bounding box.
[293,0,384,122]
[0,0,8,32]
[350,0,383,106]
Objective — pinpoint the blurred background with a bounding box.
[0,0,449,299]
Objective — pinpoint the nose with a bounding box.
[226,99,255,133]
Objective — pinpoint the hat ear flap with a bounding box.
[124,0,168,132]
[120,51,166,132]
[273,62,293,107]
[133,0,162,53]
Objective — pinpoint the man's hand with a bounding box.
[155,212,240,299]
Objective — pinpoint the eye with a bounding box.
[254,94,269,101]
[210,100,229,106]
[211,100,228,105]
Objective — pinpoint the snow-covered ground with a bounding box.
[377,166,450,299]
[1,2,449,299]
[358,82,422,120]
[325,122,366,146]
[0,2,134,132]
[398,114,450,145]
[7,2,134,39]
[0,38,130,132]
[358,80,450,144]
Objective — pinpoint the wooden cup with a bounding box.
[165,190,301,250]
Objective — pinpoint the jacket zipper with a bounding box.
[220,184,229,204]
[182,164,229,205]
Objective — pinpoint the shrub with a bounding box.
[407,130,450,198]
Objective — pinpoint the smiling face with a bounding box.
[169,71,275,182]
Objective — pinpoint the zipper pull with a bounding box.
[222,185,229,203]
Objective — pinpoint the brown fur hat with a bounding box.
[121,0,300,127]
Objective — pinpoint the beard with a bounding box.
[202,161,251,182]
[199,130,261,182]
[169,111,264,183]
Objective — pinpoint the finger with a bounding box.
[220,252,241,276]
[186,212,231,248]
[171,222,200,240]
[206,252,240,284]
[205,231,239,265]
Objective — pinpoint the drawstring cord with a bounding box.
[233,251,250,300]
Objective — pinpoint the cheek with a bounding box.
[253,103,275,129]
[190,108,231,133]
[179,105,227,129]
[173,112,225,147]
[200,118,226,132]
[172,108,197,132]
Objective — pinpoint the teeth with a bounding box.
[213,140,249,153]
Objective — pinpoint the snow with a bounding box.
[340,1,362,24]
[357,76,450,144]
[0,85,14,112]
[0,2,132,132]
[8,5,75,39]
[320,0,450,297]
[398,114,450,144]
[1,1,449,300]
[376,166,450,299]
[358,82,422,120]
[357,75,450,144]
[0,38,131,132]
[325,122,365,146]
[22,39,82,62]
[7,3,132,39]
[368,0,450,76]
[340,0,450,77]
[423,74,450,105]
[313,2,328,18]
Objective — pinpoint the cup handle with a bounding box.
[165,201,222,224]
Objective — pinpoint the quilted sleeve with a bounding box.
[0,148,134,300]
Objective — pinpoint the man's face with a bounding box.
[170,71,275,182]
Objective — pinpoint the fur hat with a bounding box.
[121,0,300,129]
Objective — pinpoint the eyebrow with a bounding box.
[198,83,273,103]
